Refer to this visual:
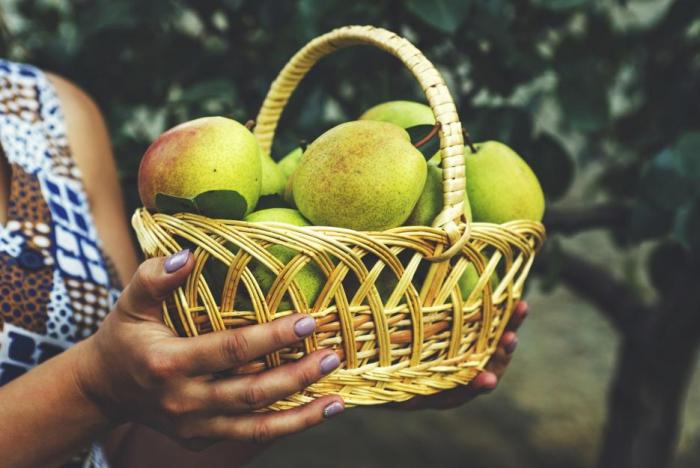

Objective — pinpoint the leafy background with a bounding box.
[1,0,700,467]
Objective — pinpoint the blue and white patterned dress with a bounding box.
[0,59,121,466]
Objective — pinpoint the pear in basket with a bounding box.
[359,100,435,128]
[465,141,545,223]
[293,120,427,231]
[255,148,288,209]
[205,208,324,312]
[429,140,545,223]
[278,146,304,182]
[138,116,261,219]
[406,161,472,226]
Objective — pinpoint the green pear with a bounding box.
[205,208,324,312]
[293,121,427,231]
[282,171,296,208]
[359,100,435,129]
[245,207,309,224]
[465,141,545,223]
[406,162,472,226]
[458,264,499,301]
[259,149,286,197]
[278,147,304,181]
[138,116,261,218]
[244,208,324,311]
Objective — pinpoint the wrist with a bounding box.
[70,335,122,425]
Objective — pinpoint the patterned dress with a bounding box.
[0,59,121,466]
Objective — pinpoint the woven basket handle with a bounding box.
[254,25,469,260]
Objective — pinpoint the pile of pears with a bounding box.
[138,101,544,311]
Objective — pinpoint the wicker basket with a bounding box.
[132,25,545,410]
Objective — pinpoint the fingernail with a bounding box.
[293,316,316,337]
[164,249,190,273]
[473,372,498,394]
[517,301,529,315]
[505,336,518,354]
[320,353,340,375]
[322,401,344,419]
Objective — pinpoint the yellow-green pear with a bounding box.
[406,162,472,226]
[293,121,427,231]
[458,264,499,301]
[360,100,435,129]
[465,141,545,223]
[244,208,324,311]
[259,149,286,197]
[282,172,296,208]
[204,208,324,311]
[138,116,261,218]
[278,147,304,181]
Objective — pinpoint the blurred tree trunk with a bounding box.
[597,274,700,468]
[538,242,700,468]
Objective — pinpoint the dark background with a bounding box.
[1,1,699,467]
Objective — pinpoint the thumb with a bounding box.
[117,249,194,321]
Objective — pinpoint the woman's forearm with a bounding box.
[105,424,264,468]
[0,337,113,467]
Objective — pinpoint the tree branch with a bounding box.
[543,202,631,235]
[535,245,653,332]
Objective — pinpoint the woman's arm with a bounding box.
[48,73,283,467]
[0,75,346,467]
[0,251,343,467]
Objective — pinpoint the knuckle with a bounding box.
[160,396,190,417]
[135,261,165,300]
[140,273,164,301]
[242,383,268,410]
[269,324,288,348]
[207,383,231,409]
[296,365,318,389]
[145,352,177,381]
[250,421,273,444]
[223,331,250,365]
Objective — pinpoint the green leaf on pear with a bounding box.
[193,190,248,219]
[155,193,198,215]
[155,190,248,219]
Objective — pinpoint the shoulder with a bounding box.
[45,72,105,136]
[44,72,113,193]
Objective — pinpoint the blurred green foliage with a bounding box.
[1,0,699,284]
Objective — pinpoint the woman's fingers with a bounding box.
[117,251,195,322]
[187,396,344,443]
[506,300,529,331]
[165,314,318,376]
[203,350,341,412]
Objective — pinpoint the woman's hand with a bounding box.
[390,300,529,410]
[78,249,344,449]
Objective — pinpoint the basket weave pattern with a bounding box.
[132,25,545,410]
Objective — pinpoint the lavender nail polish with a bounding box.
[323,401,344,419]
[164,249,190,273]
[320,353,340,375]
[293,316,316,337]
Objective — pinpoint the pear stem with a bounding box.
[463,131,478,154]
[245,120,256,131]
[414,123,440,149]
[299,139,308,152]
